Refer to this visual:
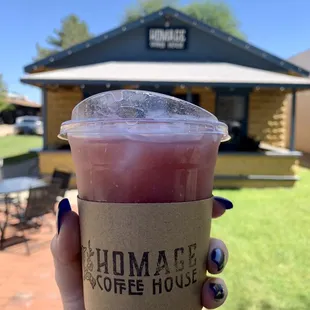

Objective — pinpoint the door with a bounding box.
[215,90,249,137]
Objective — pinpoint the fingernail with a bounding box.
[211,248,225,272]
[210,283,225,301]
[214,197,233,209]
[56,198,71,234]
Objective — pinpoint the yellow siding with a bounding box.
[39,151,298,189]
[45,87,288,150]
[39,151,76,188]
[172,87,215,113]
[199,90,215,113]
[46,88,83,147]
[216,154,297,176]
[248,89,288,148]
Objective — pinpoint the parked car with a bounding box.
[14,116,43,135]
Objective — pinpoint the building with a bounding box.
[1,93,41,124]
[21,7,310,189]
[286,49,310,154]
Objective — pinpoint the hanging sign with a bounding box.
[147,27,188,50]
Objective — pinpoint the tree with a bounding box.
[123,0,245,39]
[123,0,178,23]
[182,1,245,39]
[0,74,8,113]
[35,14,93,60]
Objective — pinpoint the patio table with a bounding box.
[0,177,47,249]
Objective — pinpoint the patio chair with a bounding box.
[10,184,59,255]
[51,169,71,200]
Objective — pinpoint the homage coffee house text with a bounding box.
[83,242,198,296]
[148,27,188,50]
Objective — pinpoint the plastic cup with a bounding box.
[59,90,229,203]
[59,90,229,310]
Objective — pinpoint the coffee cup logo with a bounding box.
[82,240,97,289]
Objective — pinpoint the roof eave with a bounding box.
[20,78,310,89]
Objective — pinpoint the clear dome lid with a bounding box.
[59,89,230,141]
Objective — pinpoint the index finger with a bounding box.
[212,197,233,218]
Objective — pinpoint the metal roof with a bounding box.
[24,7,309,77]
[21,61,310,88]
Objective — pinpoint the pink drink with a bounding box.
[60,90,229,310]
[60,90,229,203]
[69,133,221,203]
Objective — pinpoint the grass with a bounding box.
[212,167,310,310]
[0,135,42,159]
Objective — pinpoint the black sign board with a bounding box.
[147,27,188,50]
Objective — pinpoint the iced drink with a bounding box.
[59,90,229,310]
[69,134,220,203]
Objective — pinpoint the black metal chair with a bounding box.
[51,169,71,199]
[10,184,59,254]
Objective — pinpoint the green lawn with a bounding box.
[0,135,42,159]
[212,167,310,310]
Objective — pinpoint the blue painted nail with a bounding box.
[57,198,71,234]
[210,283,225,301]
[214,197,233,210]
[211,248,225,272]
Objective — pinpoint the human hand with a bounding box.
[51,197,233,310]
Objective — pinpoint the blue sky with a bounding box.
[0,0,309,103]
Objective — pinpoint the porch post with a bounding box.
[186,88,193,103]
[289,89,297,151]
[42,88,48,150]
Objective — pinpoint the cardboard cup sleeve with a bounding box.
[78,197,213,310]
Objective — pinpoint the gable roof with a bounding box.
[24,7,309,77]
[288,49,310,71]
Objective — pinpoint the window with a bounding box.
[173,93,200,106]
[216,92,248,137]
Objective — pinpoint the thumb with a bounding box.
[51,199,85,310]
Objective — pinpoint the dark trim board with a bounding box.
[289,89,297,151]
[24,7,309,77]
[20,78,310,89]
[42,88,48,150]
